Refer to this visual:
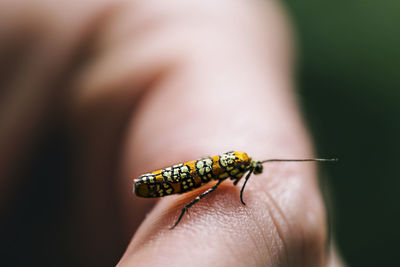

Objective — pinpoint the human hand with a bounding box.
[0,0,343,266]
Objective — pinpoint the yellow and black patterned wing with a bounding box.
[134,151,252,198]
[134,161,204,198]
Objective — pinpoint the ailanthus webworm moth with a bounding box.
[133,151,337,229]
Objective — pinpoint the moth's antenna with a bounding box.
[261,158,338,164]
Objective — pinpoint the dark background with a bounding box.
[284,0,400,266]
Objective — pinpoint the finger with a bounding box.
[0,0,113,211]
[117,0,329,266]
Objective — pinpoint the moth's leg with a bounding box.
[239,168,253,205]
[170,179,225,229]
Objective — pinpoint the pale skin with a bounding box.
[0,0,344,266]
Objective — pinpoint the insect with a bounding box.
[133,151,337,229]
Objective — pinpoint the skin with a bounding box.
[0,0,344,266]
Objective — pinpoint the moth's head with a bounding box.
[251,160,263,174]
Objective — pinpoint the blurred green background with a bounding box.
[283,0,400,266]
